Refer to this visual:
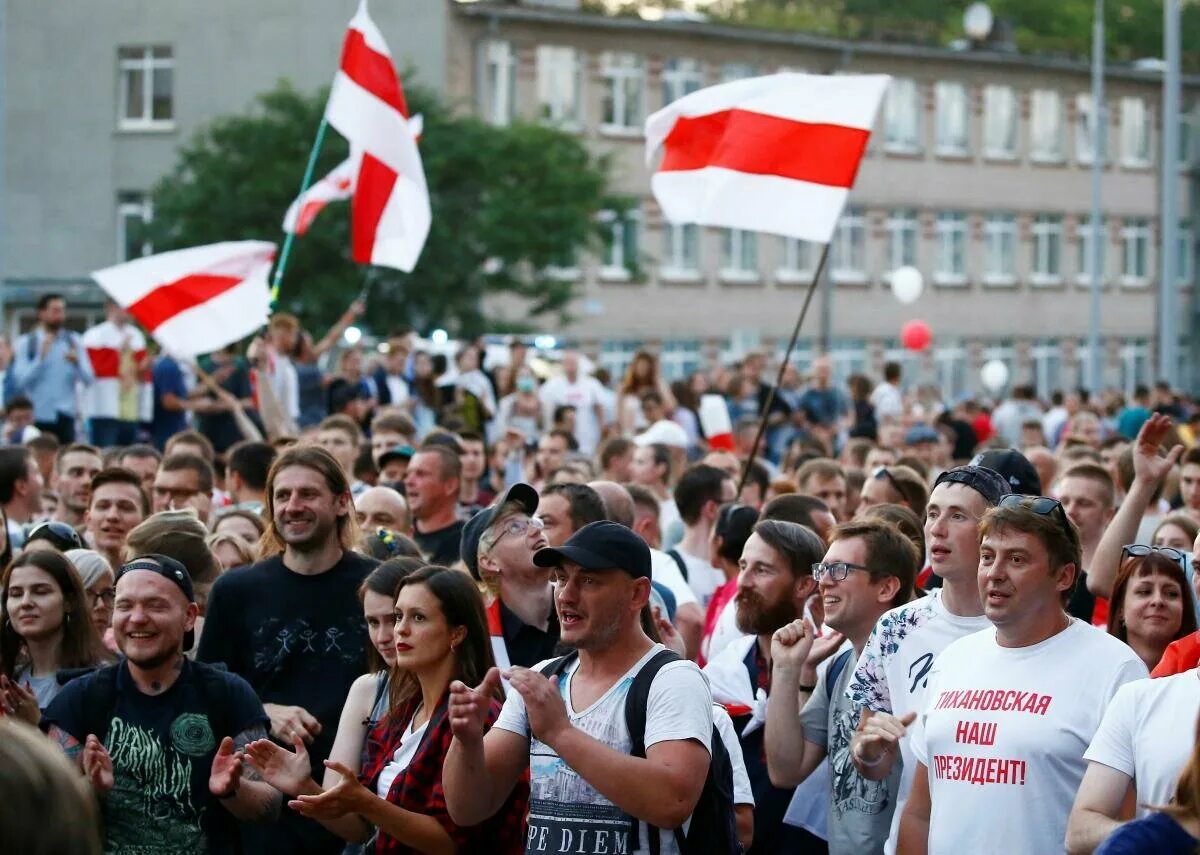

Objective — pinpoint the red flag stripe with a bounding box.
[340,29,408,117]
[86,348,121,378]
[352,153,399,264]
[127,273,246,332]
[660,109,870,189]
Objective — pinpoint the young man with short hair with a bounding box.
[153,453,215,522]
[85,467,149,570]
[1177,446,1200,525]
[0,445,44,549]
[225,440,275,514]
[533,429,576,490]
[50,443,103,529]
[537,481,606,548]
[117,443,162,495]
[599,436,636,483]
[671,463,737,607]
[896,497,1147,854]
[1056,462,1117,625]
[458,431,494,513]
[198,445,376,854]
[444,521,714,853]
[165,429,216,463]
[403,445,464,565]
[796,459,850,522]
[316,414,362,488]
[369,412,417,466]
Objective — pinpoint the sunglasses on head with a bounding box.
[997,494,1076,540]
[1122,544,1185,565]
[873,467,903,496]
[26,520,84,551]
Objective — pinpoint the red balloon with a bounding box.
[900,319,933,352]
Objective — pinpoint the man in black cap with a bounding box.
[443,520,715,854]
[970,448,1042,496]
[844,464,1010,854]
[43,554,279,854]
[461,483,557,669]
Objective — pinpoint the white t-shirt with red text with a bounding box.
[910,620,1147,855]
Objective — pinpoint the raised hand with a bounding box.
[244,735,313,797]
[289,760,370,820]
[82,734,114,794]
[263,703,322,745]
[0,675,41,726]
[653,606,686,658]
[506,667,569,747]
[448,667,501,745]
[209,736,243,799]
[771,618,819,675]
[1132,414,1184,488]
[853,709,916,766]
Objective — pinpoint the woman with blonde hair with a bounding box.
[206,532,256,572]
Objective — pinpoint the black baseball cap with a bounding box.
[25,520,85,552]
[933,465,1010,507]
[970,449,1042,496]
[533,520,652,580]
[115,554,197,651]
[460,483,539,580]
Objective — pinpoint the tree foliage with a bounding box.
[147,82,615,337]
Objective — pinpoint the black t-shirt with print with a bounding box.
[43,659,267,855]
[414,519,466,566]
[197,550,376,854]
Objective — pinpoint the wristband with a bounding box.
[797,683,817,694]
[852,741,885,768]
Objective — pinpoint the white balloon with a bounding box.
[981,359,1010,393]
[891,266,924,304]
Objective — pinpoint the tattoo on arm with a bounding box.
[234,725,269,783]
[48,725,83,766]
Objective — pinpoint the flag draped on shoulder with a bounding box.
[323,0,430,272]
[91,242,276,359]
[645,73,890,244]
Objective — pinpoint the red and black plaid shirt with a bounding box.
[360,690,529,854]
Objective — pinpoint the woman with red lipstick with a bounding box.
[247,564,528,854]
[1106,547,1196,672]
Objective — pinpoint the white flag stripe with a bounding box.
[652,168,849,244]
[149,269,273,359]
[282,156,358,234]
[326,71,419,178]
[92,241,276,306]
[646,73,890,164]
[348,0,391,58]
[371,176,432,270]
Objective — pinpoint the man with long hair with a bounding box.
[198,444,377,854]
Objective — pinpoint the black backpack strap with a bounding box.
[625,648,682,855]
[825,648,854,703]
[666,549,689,582]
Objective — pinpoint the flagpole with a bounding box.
[737,242,832,498]
[271,116,330,305]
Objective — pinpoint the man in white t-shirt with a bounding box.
[1066,668,1200,852]
[847,465,1010,855]
[897,496,1148,855]
[538,351,607,455]
[668,464,737,608]
[443,521,714,855]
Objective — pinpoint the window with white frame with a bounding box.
[1030,89,1064,162]
[886,208,919,273]
[720,63,757,83]
[661,223,700,280]
[600,208,640,280]
[778,238,816,282]
[117,46,174,130]
[1179,222,1194,286]
[983,213,1017,284]
[1120,97,1151,167]
[480,40,515,126]
[1075,93,1105,165]
[983,85,1017,158]
[536,46,582,128]
[600,52,644,132]
[935,82,969,155]
[117,192,153,261]
[662,58,703,107]
[660,339,702,380]
[1121,217,1151,285]
[1031,214,1063,284]
[885,78,922,153]
[721,229,758,280]
[1075,216,1107,285]
[934,211,968,284]
[831,207,867,282]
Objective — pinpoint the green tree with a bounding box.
[146,82,615,337]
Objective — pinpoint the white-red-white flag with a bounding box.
[324,0,430,272]
[92,242,275,359]
[282,154,359,235]
[646,73,890,244]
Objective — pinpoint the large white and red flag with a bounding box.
[646,73,890,243]
[323,0,430,271]
[92,242,275,358]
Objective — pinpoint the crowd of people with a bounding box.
[2,289,1200,854]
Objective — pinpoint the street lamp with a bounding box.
[1087,0,1105,393]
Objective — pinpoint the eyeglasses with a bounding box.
[87,588,116,607]
[488,515,545,550]
[873,467,903,496]
[997,494,1076,540]
[811,561,873,583]
[1122,544,1186,565]
[153,486,201,504]
[26,520,84,551]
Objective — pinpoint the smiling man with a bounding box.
[198,445,376,854]
[85,468,148,572]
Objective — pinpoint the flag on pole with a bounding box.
[324,0,430,272]
[282,154,359,235]
[646,73,890,244]
[92,242,276,359]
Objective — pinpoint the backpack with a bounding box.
[666,548,689,582]
[541,649,740,855]
[825,648,854,703]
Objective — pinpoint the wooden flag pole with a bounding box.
[271,116,331,306]
[736,241,832,498]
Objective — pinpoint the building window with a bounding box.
[662,58,703,107]
[721,229,758,281]
[480,40,515,126]
[934,211,968,285]
[1180,223,1194,286]
[1075,93,1106,165]
[1031,214,1063,285]
[778,238,816,283]
[600,52,644,133]
[983,213,1017,285]
[117,193,153,261]
[661,223,700,281]
[1075,216,1107,285]
[1030,89,1064,162]
[1120,97,1151,167]
[885,78,921,153]
[660,339,702,380]
[536,46,582,129]
[117,46,174,130]
[1121,217,1151,285]
[720,63,757,83]
[832,207,867,283]
[886,208,919,274]
[935,82,969,156]
[983,85,1018,158]
[600,208,640,281]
